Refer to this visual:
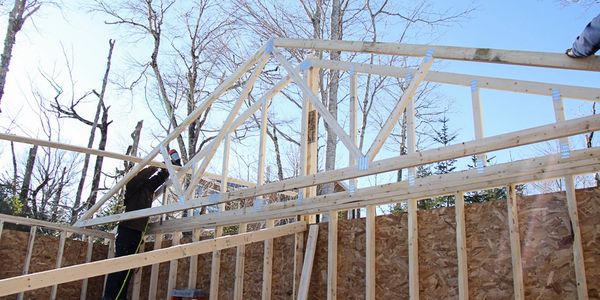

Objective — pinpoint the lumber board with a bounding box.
[131,237,144,300]
[76,41,270,222]
[0,221,306,297]
[507,185,525,300]
[455,193,469,300]
[167,232,182,298]
[50,230,66,300]
[299,64,318,223]
[80,236,94,300]
[310,59,600,101]
[293,231,305,300]
[188,229,201,289]
[273,48,362,159]
[148,234,163,300]
[262,220,275,300]
[149,148,600,233]
[367,53,433,161]
[471,80,487,166]
[366,205,376,300]
[327,211,338,300]
[297,225,319,300]
[406,94,419,300]
[92,115,600,231]
[233,223,247,300]
[18,226,36,300]
[274,38,600,71]
[0,213,112,239]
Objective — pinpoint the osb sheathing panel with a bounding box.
[0,230,108,300]
[2,188,600,299]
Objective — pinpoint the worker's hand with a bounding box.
[565,48,578,58]
[169,149,182,166]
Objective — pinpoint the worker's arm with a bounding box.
[146,168,169,192]
[570,14,600,57]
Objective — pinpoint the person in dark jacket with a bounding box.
[566,13,600,58]
[103,149,181,300]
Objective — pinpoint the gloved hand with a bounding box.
[565,48,578,58]
[169,149,182,166]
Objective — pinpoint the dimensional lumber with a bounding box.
[76,42,269,222]
[148,147,600,233]
[0,221,307,296]
[406,94,419,300]
[80,113,600,229]
[455,193,469,300]
[273,38,600,71]
[365,205,376,300]
[506,185,525,300]
[0,213,113,239]
[310,59,600,101]
[297,225,319,300]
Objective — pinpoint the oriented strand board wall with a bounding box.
[1,188,599,299]
[0,230,109,300]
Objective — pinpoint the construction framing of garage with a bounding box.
[1,38,600,299]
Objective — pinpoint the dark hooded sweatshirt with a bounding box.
[121,166,169,232]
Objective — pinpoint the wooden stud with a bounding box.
[102,238,115,297]
[471,80,487,166]
[131,237,144,300]
[188,228,201,289]
[148,234,164,300]
[167,232,182,298]
[0,221,3,243]
[552,92,588,299]
[406,89,420,300]
[292,231,305,300]
[80,236,94,300]
[76,43,269,222]
[262,219,275,300]
[365,205,376,300]
[50,230,67,300]
[83,114,600,229]
[348,72,359,219]
[233,223,247,300]
[297,225,319,300]
[309,59,600,101]
[367,53,434,161]
[327,211,338,300]
[17,225,36,300]
[0,222,307,297]
[185,55,270,200]
[149,147,600,233]
[273,49,362,159]
[273,38,600,71]
[507,184,525,300]
[300,63,319,223]
[455,193,469,300]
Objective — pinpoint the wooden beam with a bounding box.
[299,63,319,224]
[150,148,600,233]
[262,219,275,300]
[292,231,305,299]
[102,238,115,296]
[406,90,419,300]
[131,237,144,300]
[80,236,94,300]
[185,55,270,200]
[93,113,600,231]
[310,59,600,101]
[76,42,270,222]
[348,72,359,219]
[0,220,3,242]
[552,91,588,299]
[148,233,164,300]
[18,226,36,300]
[273,49,362,159]
[0,222,306,297]
[0,213,112,239]
[118,116,600,232]
[455,193,469,300]
[367,52,433,161]
[188,229,201,289]
[507,184,525,300]
[273,38,600,71]
[50,230,66,300]
[327,211,338,300]
[297,225,319,300]
[167,232,182,298]
[210,134,231,300]
[259,95,274,300]
[365,205,376,300]
[471,80,487,166]
[233,223,247,300]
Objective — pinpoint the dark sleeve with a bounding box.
[572,14,600,57]
[146,168,169,192]
[127,167,160,190]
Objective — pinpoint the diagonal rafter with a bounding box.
[366,49,434,161]
[272,48,363,160]
[184,53,271,199]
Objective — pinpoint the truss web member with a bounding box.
[103,149,182,300]
[566,13,600,58]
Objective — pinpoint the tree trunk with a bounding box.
[323,0,342,195]
[10,141,17,195]
[51,167,67,222]
[86,109,109,209]
[0,0,29,112]
[19,144,37,213]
